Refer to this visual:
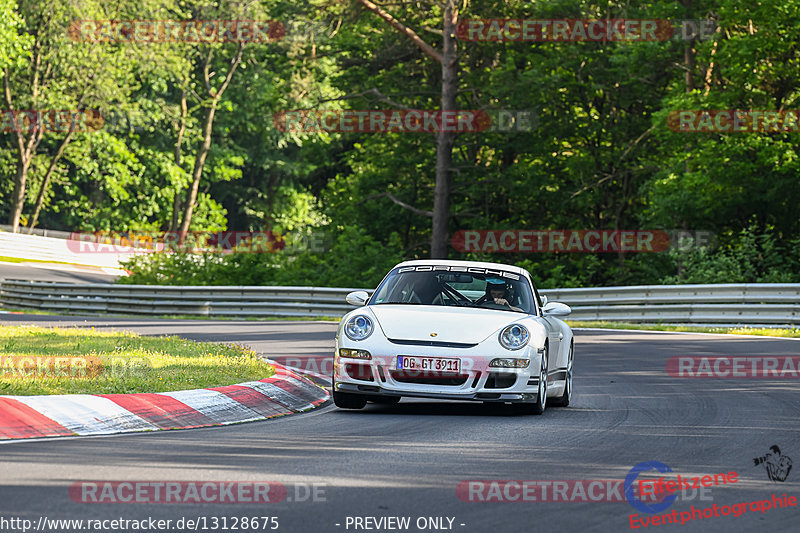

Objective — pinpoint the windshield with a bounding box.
[370,266,535,314]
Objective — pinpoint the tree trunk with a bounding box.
[27,129,75,232]
[431,0,458,259]
[356,0,450,258]
[178,102,217,236]
[169,90,188,233]
[9,158,31,232]
[177,45,242,236]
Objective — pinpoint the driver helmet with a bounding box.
[486,278,508,296]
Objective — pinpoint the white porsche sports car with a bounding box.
[332,259,574,414]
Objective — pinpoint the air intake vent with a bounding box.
[389,371,468,386]
[486,374,517,389]
[388,338,477,348]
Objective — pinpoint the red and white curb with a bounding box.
[0,363,328,441]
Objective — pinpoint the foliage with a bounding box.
[120,226,403,288]
[663,224,800,284]
[2,0,799,287]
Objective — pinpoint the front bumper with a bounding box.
[334,382,539,403]
[333,340,543,403]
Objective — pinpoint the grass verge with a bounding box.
[0,325,274,395]
[568,321,800,338]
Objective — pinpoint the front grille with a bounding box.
[390,371,468,386]
[387,338,477,349]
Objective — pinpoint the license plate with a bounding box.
[396,356,460,373]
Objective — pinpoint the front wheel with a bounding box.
[332,389,367,409]
[513,346,548,415]
[551,342,573,407]
[530,346,548,415]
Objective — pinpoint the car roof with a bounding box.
[393,259,531,280]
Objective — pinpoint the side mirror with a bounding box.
[540,295,548,306]
[542,301,571,317]
[346,291,369,306]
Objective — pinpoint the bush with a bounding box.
[662,224,800,284]
[120,226,404,288]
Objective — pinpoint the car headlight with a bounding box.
[489,358,530,368]
[499,324,529,350]
[345,315,374,341]
[339,348,372,360]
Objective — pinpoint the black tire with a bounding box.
[530,345,548,415]
[370,396,401,405]
[512,345,548,415]
[332,389,367,409]
[551,342,573,407]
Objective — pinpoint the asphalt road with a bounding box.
[1,314,799,533]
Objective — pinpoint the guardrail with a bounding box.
[0,280,365,317]
[0,231,142,269]
[0,224,73,239]
[2,279,799,324]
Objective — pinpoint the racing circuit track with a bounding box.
[1,314,798,532]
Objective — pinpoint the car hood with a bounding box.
[369,304,526,344]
